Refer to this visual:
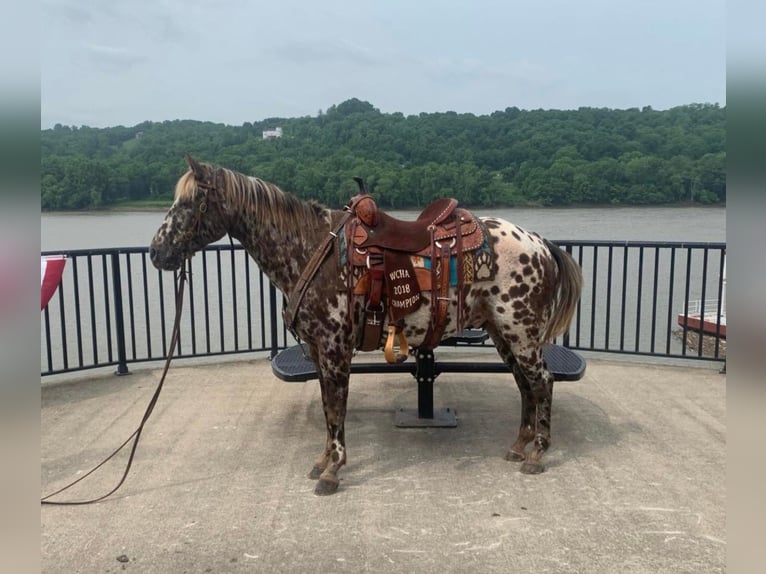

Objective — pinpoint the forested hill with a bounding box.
[41,99,725,210]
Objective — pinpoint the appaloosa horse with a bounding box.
[150,156,582,495]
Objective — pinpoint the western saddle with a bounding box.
[344,178,486,363]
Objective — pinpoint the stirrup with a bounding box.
[384,324,409,364]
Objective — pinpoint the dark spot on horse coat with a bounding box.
[519,253,530,265]
[491,286,500,295]
[512,231,521,241]
[496,306,505,313]
[501,293,510,302]
[509,283,530,298]
[523,266,533,276]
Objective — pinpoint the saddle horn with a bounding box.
[353,176,368,195]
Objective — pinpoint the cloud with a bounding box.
[270,38,391,69]
[42,0,93,24]
[84,43,146,70]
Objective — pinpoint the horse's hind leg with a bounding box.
[507,362,553,474]
[513,347,554,474]
[488,329,553,473]
[505,363,536,462]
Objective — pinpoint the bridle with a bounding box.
[181,177,214,243]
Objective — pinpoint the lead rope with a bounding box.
[41,264,189,506]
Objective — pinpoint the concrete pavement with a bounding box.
[41,353,726,573]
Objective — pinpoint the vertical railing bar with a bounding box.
[282,293,290,348]
[87,255,98,365]
[102,254,113,363]
[72,257,84,368]
[57,274,68,371]
[590,246,598,349]
[245,253,253,349]
[173,269,182,356]
[269,283,279,358]
[110,252,129,375]
[575,246,583,347]
[202,251,211,354]
[126,254,137,360]
[158,268,167,356]
[619,247,628,351]
[141,252,152,359]
[605,246,613,351]
[44,303,54,373]
[188,257,197,356]
[259,271,266,349]
[665,248,676,355]
[230,246,239,351]
[650,247,660,354]
[561,244,573,347]
[217,249,224,352]
[681,247,693,357]
[635,247,644,352]
[697,248,709,357]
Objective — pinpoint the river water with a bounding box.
[42,206,725,250]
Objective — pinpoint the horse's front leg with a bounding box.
[307,348,352,496]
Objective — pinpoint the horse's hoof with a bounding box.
[314,476,339,496]
[308,465,324,480]
[505,450,526,462]
[520,460,545,474]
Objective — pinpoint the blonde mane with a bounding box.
[175,165,329,233]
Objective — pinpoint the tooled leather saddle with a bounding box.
[343,178,487,363]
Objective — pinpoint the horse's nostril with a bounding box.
[149,247,157,260]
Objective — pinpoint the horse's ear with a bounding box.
[184,154,204,178]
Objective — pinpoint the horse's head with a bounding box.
[150,155,229,271]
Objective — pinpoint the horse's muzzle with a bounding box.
[149,245,182,271]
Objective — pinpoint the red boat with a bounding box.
[677,305,726,338]
[677,258,726,339]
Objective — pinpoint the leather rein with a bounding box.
[42,265,188,505]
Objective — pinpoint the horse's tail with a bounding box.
[542,240,583,343]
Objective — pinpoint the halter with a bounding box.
[181,172,235,251]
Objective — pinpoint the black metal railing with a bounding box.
[554,241,726,361]
[41,240,726,376]
[41,245,290,376]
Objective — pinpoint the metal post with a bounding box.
[394,347,456,427]
[111,252,130,375]
[416,348,436,419]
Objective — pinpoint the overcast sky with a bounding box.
[41,0,726,128]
